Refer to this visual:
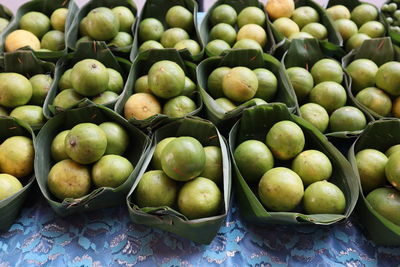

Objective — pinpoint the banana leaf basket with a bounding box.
[348,119,400,245]
[43,41,132,119]
[126,116,231,244]
[269,0,343,59]
[0,50,55,131]
[66,0,137,57]
[131,0,204,62]
[283,38,374,138]
[115,48,202,132]
[0,117,36,231]
[0,0,78,61]
[197,49,297,133]
[35,104,151,217]
[0,4,12,21]
[199,0,276,56]
[229,103,358,225]
[342,37,400,119]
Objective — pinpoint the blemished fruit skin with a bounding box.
[148,60,185,99]
[266,120,305,160]
[51,130,70,162]
[356,87,392,117]
[376,61,400,96]
[366,187,400,226]
[311,59,343,85]
[92,155,134,188]
[309,81,347,114]
[134,170,178,208]
[65,123,107,164]
[258,167,304,212]
[303,180,346,214]
[99,122,129,156]
[0,174,23,201]
[199,146,223,184]
[161,137,206,181]
[86,7,120,41]
[178,177,222,219]
[0,136,34,179]
[70,59,109,97]
[151,137,176,170]
[47,159,91,200]
[162,96,197,118]
[299,103,329,133]
[329,106,367,132]
[356,149,388,193]
[292,150,332,186]
[385,151,400,191]
[222,67,258,103]
[0,73,33,108]
[123,93,162,120]
[234,140,274,183]
[346,59,378,93]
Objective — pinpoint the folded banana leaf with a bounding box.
[0,0,78,61]
[0,50,55,130]
[131,0,204,62]
[35,104,151,216]
[0,116,35,231]
[199,0,276,56]
[127,116,231,244]
[115,48,202,132]
[342,37,400,119]
[43,41,131,119]
[0,4,12,20]
[270,0,343,58]
[66,0,137,57]
[229,103,358,224]
[283,38,374,138]
[197,49,297,132]
[348,119,400,245]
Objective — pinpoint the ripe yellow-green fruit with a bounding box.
[326,5,351,21]
[124,93,162,120]
[5,30,41,52]
[19,11,50,38]
[265,0,295,21]
[51,8,68,32]
[237,24,267,46]
[0,136,34,179]
[0,174,23,201]
[273,18,299,38]
[222,67,258,102]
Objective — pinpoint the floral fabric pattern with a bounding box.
[0,189,399,267]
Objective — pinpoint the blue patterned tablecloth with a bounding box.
[1,186,400,267]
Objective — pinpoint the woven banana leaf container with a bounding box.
[197,49,297,133]
[348,119,400,245]
[0,4,12,21]
[283,38,374,138]
[43,41,131,119]
[66,0,137,57]
[199,0,276,56]
[35,104,151,216]
[269,0,343,59]
[0,0,78,61]
[229,103,358,224]
[0,117,35,231]
[115,48,202,132]
[127,117,231,244]
[342,37,400,119]
[131,0,203,62]
[0,50,55,130]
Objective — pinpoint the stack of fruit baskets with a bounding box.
[1,0,400,247]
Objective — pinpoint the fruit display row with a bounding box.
[1,0,400,247]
